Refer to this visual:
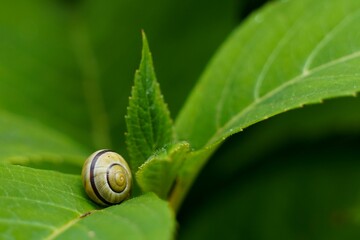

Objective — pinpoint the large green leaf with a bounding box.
[173,0,360,210]
[203,96,360,182]
[0,110,88,174]
[0,164,175,240]
[0,164,94,239]
[58,193,175,240]
[176,0,360,149]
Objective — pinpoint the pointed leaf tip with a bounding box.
[141,30,150,57]
[126,33,174,181]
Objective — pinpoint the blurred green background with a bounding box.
[2,0,360,239]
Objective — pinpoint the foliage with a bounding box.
[1,0,360,239]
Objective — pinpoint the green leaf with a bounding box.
[175,0,360,149]
[172,0,360,210]
[205,96,360,181]
[136,142,190,199]
[0,164,95,239]
[126,32,174,173]
[58,193,175,240]
[0,110,88,174]
[0,164,175,240]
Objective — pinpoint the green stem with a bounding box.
[68,11,112,149]
[169,146,217,212]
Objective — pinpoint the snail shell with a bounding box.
[82,149,132,206]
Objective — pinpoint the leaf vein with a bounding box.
[253,10,306,100]
[0,218,55,230]
[0,178,90,203]
[0,196,81,215]
[207,49,360,146]
[44,216,82,240]
[302,9,360,73]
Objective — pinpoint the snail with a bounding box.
[82,149,132,206]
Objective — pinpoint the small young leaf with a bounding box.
[126,32,174,173]
[136,142,190,199]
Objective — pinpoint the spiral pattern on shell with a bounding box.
[82,149,132,206]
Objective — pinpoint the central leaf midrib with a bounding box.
[44,216,82,240]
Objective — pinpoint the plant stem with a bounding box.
[169,146,217,212]
[68,11,112,149]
